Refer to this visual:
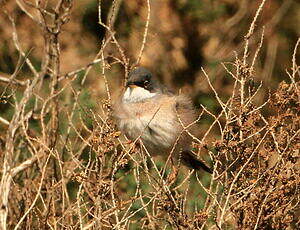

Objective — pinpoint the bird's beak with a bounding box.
[127,82,138,88]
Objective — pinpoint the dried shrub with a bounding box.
[0,0,299,229]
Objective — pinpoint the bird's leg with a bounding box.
[126,139,133,144]
[126,139,142,151]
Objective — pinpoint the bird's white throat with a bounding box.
[122,87,157,103]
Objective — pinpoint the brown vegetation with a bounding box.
[0,0,299,229]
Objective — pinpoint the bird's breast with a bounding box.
[118,98,180,151]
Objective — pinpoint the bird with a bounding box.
[113,67,212,173]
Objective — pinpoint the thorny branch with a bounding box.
[0,0,299,229]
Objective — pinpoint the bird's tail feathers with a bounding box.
[181,150,213,173]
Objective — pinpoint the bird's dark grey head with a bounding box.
[127,67,163,93]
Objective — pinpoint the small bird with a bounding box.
[113,67,212,173]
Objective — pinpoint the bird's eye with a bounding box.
[144,80,149,88]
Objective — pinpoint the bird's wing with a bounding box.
[173,94,197,126]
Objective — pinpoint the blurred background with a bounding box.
[0,0,299,120]
[0,1,299,228]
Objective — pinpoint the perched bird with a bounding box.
[113,67,212,173]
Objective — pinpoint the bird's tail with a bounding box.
[181,150,213,173]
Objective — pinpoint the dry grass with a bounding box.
[0,0,299,229]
